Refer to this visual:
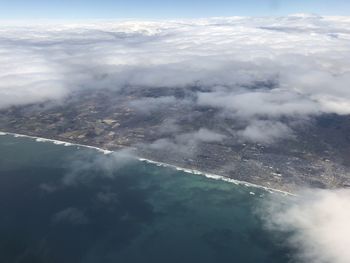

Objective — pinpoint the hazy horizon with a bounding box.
[1,0,350,20]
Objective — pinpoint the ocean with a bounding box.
[0,134,293,263]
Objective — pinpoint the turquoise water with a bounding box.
[0,134,292,263]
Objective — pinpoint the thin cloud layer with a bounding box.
[148,128,226,155]
[62,149,136,185]
[1,15,350,143]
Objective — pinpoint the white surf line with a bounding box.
[0,130,294,196]
[0,131,112,155]
[137,158,294,196]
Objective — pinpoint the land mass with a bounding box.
[1,87,350,192]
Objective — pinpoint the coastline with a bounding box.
[0,130,294,196]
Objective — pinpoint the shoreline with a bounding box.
[0,130,294,196]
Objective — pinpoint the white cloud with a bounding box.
[237,120,292,143]
[197,88,321,118]
[52,207,89,225]
[62,149,136,185]
[178,128,226,143]
[1,16,350,142]
[262,189,350,263]
[128,96,178,113]
[148,128,226,154]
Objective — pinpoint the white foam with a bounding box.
[53,141,65,145]
[0,130,294,196]
[272,172,282,177]
[138,158,292,195]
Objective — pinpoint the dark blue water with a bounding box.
[0,134,292,263]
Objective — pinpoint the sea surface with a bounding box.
[0,134,293,263]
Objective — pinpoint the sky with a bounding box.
[0,0,350,19]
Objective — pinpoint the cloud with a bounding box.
[261,189,350,263]
[147,128,226,155]
[157,119,181,135]
[1,16,350,143]
[52,207,89,225]
[237,120,292,143]
[0,48,68,107]
[178,128,226,143]
[62,148,136,185]
[128,96,178,114]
